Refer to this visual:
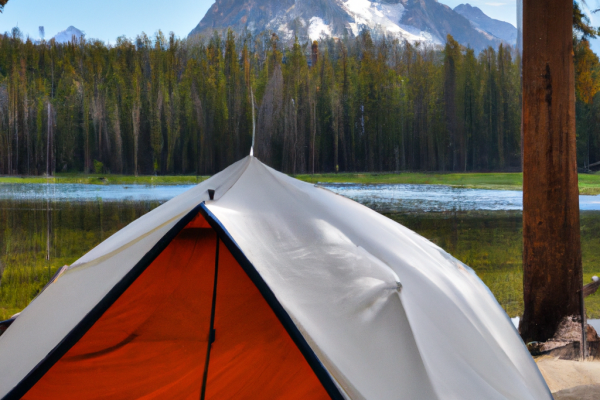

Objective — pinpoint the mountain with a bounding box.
[52,26,84,44]
[189,0,503,51]
[454,4,516,45]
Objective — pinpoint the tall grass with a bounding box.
[390,211,600,318]
[0,199,161,320]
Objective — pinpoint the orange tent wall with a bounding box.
[24,214,329,399]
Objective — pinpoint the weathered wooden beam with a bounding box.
[587,160,600,169]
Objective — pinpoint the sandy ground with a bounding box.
[536,356,600,397]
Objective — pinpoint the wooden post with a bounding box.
[520,0,583,343]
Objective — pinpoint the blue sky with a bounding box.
[0,0,598,53]
[0,0,212,42]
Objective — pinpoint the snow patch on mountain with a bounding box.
[339,0,430,42]
[52,26,84,44]
[308,17,332,40]
[343,0,401,33]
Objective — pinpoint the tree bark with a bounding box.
[520,0,583,343]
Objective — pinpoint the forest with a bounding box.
[0,28,597,176]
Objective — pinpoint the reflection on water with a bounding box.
[321,183,600,212]
[1,182,600,321]
[5,182,600,213]
[0,184,195,202]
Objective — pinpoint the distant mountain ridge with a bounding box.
[454,4,516,45]
[52,26,84,44]
[189,0,508,52]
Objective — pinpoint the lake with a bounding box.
[4,182,600,212]
[1,182,599,321]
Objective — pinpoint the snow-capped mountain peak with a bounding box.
[189,0,506,52]
[52,26,84,44]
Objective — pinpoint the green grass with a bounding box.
[297,171,600,195]
[295,172,524,190]
[4,171,600,194]
[0,174,208,185]
[575,173,600,195]
[0,200,160,320]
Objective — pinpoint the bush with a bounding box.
[93,160,104,174]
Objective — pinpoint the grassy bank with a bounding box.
[297,172,524,190]
[7,171,600,195]
[298,172,600,195]
[0,174,208,185]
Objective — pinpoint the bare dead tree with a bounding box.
[256,64,283,166]
[0,84,7,174]
[191,83,204,176]
[132,102,141,176]
[112,107,123,173]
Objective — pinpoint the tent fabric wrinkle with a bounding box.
[0,155,552,400]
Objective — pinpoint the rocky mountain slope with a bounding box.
[189,0,506,51]
[454,3,517,45]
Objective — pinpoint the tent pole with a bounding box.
[200,236,220,400]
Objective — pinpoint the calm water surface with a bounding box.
[0,183,195,202]
[4,182,600,213]
[321,183,600,212]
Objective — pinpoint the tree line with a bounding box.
[0,27,559,176]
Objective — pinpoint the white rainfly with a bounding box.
[0,156,551,399]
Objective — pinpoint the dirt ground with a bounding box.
[536,357,600,398]
[552,384,600,400]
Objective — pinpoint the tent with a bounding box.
[0,156,551,399]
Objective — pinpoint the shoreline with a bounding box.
[2,171,600,194]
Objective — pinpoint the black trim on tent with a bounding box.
[0,317,15,337]
[3,203,205,400]
[198,203,344,400]
[200,235,219,400]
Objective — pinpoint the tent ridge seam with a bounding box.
[212,156,252,201]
